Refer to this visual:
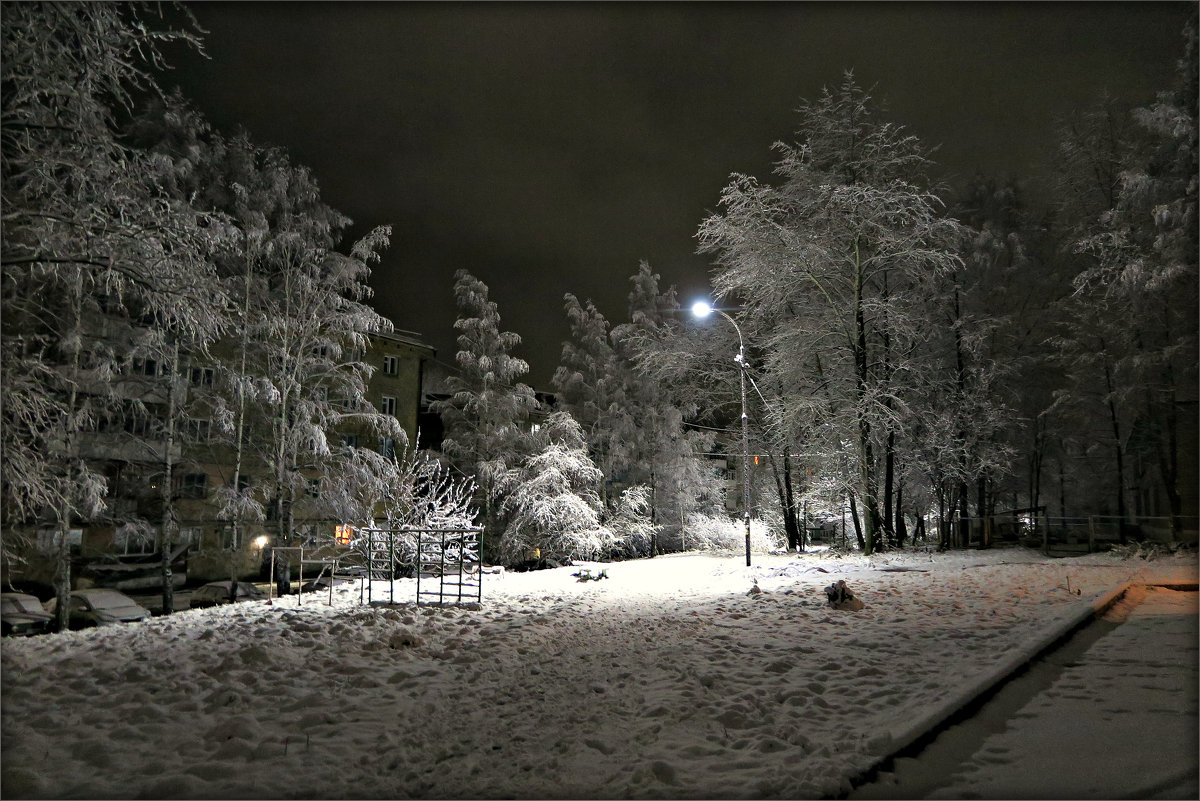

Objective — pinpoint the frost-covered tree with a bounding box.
[499,411,620,565]
[1071,15,1198,533]
[697,74,970,554]
[247,187,396,566]
[432,270,540,559]
[552,293,634,506]
[614,263,719,553]
[123,99,239,613]
[557,262,723,554]
[1,3,224,625]
[322,440,478,573]
[125,94,399,591]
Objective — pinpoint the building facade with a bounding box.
[6,329,435,590]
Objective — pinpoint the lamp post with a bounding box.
[692,300,752,567]
[252,535,274,604]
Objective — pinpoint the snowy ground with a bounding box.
[1,546,1196,799]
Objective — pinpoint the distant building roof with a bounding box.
[370,328,436,356]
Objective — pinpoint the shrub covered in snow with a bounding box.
[684,513,784,553]
[606,484,659,558]
[499,412,621,565]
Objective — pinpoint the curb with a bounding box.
[835,580,1141,798]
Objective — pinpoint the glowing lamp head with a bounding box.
[691,300,714,319]
[253,535,269,549]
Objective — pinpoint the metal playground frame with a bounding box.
[360,526,483,607]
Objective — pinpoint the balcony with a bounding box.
[76,432,180,463]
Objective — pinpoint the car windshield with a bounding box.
[1,596,44,614]
[86,592,140,611]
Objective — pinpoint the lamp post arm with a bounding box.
[712,308,744,353]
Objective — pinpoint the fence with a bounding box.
[958,514,1199,556]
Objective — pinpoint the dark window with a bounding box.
[188,367,214,387]
[124,415,160,437]
[132,358,160,376]
[186,419,211,442]
[179,473,208,499]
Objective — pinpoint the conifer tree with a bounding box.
[432,270,540,559]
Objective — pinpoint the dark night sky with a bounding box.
[162,2,1190,386]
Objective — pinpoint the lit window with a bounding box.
[335,524,354,546]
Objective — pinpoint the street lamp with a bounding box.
[691,300,753,567]
[253,536,274,605]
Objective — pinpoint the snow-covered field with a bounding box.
[1,546,1195,799]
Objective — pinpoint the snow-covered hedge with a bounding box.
[683,513,784,553]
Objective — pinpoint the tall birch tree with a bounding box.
[697,74,968,554]
[1,3,221,624]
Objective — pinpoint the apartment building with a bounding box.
[9,329,435,589]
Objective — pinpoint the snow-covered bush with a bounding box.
[606,484,658,558]
[499,412,621,566]
[684,513,784,553]
[329,442,478,573]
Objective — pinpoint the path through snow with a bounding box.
[1,547,1195,798]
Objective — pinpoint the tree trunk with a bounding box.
[228,259,252,595]
[768,450,802,552]
[159,340,181,616]
[937,481,948,550]
[1101,353,1128,543]
[52,266,85,632]
[848,492,865,551]
[883,430,895,545]
[1058,456,1067,520]
[52,517,73,632]
[783,448,802,553]
[649,466,657,557]
[895,481,907,548]
[853,236,880,555]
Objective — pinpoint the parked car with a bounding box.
[1,593,53,636]
[189,581,266,609]
[44,589,150,629]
